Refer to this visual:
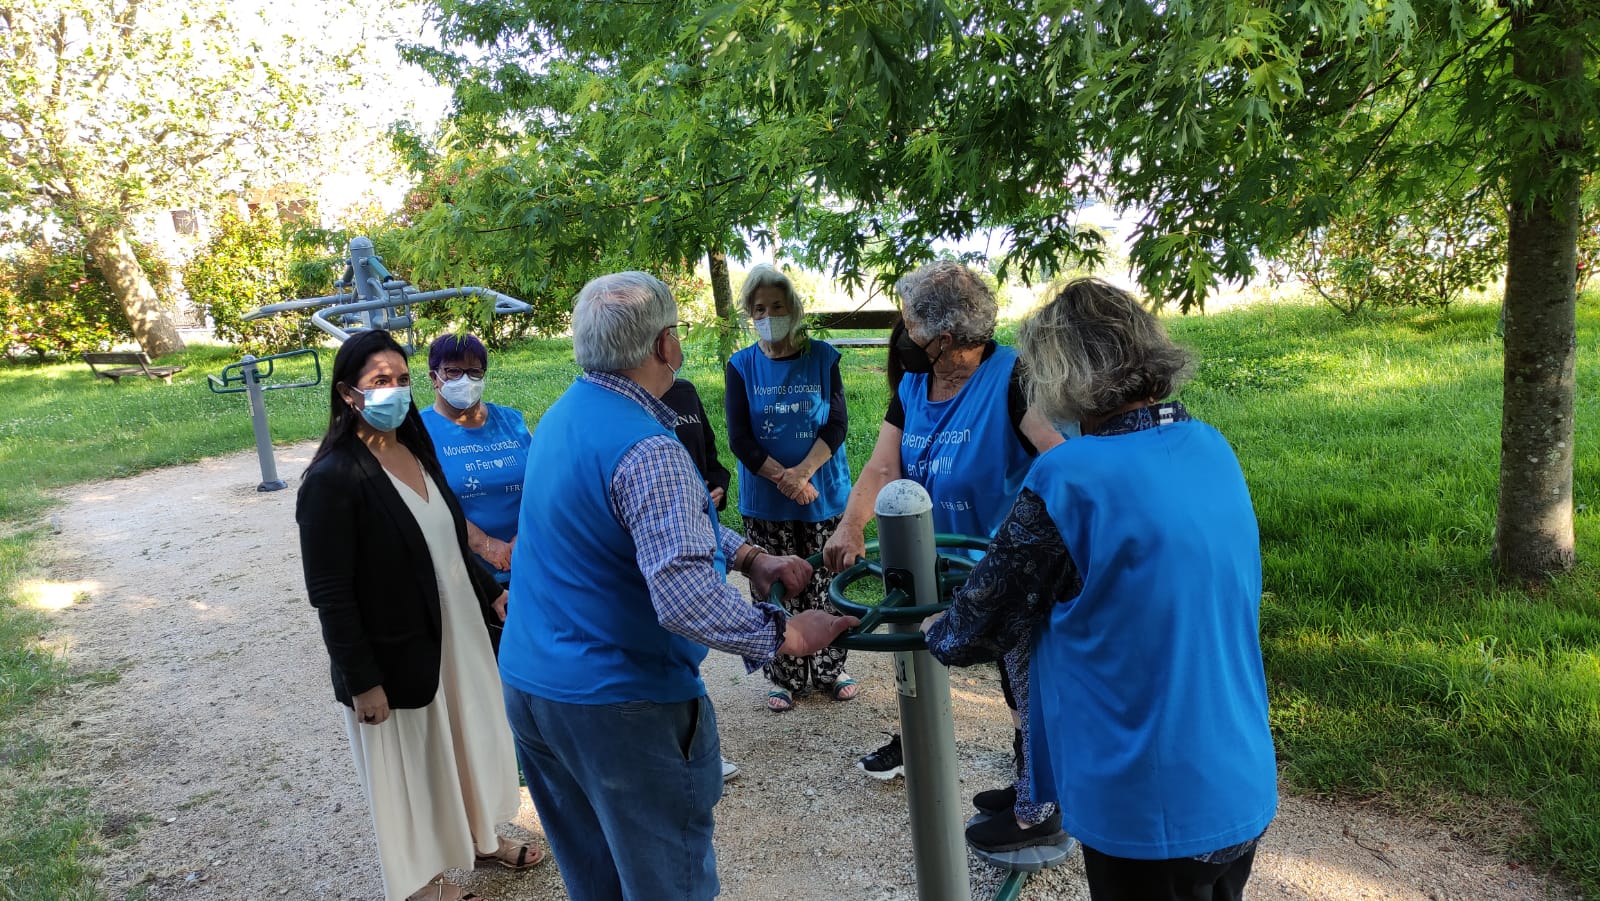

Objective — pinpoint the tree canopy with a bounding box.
[0,0,379,355]
[409,0,1596,580]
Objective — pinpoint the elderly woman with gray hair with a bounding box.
[498,270,856,901]
[822,260,1065,852]
[922,279,1277,900]
[723,264,856,711]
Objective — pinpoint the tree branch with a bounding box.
[1344,12,1510,186]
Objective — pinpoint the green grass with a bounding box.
[0,530,101,899]
[1,296,1598,893]
[1168,297,1600,889]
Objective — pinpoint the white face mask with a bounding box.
[438,375,485,410]
[754,315,792,343]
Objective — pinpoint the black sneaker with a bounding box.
[857,733,904,780]
[965,808,1065,853]
[972,784,1017,814]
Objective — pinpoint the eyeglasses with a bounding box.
[438,367,486,381]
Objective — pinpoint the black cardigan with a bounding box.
[296,439,503,709]
[661,378,732,510]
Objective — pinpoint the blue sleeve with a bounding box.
[492,403,534,446]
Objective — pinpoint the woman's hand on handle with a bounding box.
[823,523,866,573]
[823,420,903,572]
[353,685,391,726]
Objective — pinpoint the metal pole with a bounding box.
[876,480,971,901]
[347,237,381,331]
[241,355,285,492]
[992,870,1028,901]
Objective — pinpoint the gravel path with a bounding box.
[32,444,1572,901]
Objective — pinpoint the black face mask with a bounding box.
[893,329,944,374]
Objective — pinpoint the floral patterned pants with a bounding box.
[742,514,849,693]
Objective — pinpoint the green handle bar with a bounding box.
[764,533,990,652]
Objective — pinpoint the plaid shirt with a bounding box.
[587,372,784,670]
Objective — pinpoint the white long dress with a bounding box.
[341,470,521,901]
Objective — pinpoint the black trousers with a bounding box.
[1082,844,1257,901]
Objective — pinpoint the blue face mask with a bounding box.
[358,386,412,432]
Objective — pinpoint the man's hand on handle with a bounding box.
[779,610,861,657]
[747,551,810,603]
[747,551,860,656]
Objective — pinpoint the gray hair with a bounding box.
[894,261,998,347]
[737,264,806,341]
[1016,278,1195,424]
[571,271,678,372]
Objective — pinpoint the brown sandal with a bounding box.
[408,878,483,901]
[476,841,545,870]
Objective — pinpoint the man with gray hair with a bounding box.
[498,271,858,901]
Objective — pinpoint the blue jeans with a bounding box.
[503,684,724,901]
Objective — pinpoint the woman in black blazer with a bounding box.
[296,330,543,901]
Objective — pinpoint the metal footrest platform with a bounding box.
[966,811,1079,873]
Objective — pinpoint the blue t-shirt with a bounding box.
[420,402,532,583]
[727,341,851,522]
[897,345,1033,539]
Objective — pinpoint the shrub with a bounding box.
[183,211,315,354]
[0,239,147,360]
[1278,192,1505,316]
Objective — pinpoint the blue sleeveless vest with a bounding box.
[499,378,710,704]
[1027,420,1277,858]
[898,345,1032,538]
[728,341,851,522]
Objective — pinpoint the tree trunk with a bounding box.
[707,248,735,364]
[1495,191,1580,581]
[1493,8,1583,583]
[86,224,186,357]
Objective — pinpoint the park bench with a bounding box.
[82,351,185,385]
[815,308,899,348]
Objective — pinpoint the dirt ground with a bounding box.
[27,443,1575,900]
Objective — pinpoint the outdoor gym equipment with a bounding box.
[242,236,533,352]
[213,236,533,489]
[775,480,1075,901]
[206,349,322,492]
